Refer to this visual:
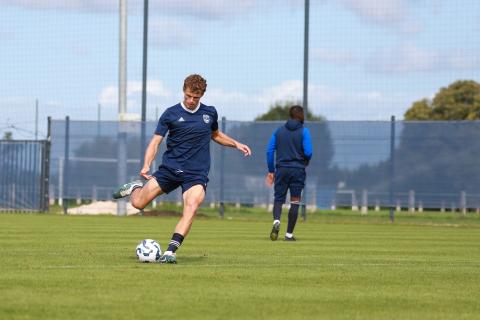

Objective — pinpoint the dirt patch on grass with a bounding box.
[139,210,208,218]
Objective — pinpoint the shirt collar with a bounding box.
[181,102,201,114]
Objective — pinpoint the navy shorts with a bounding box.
[152,165,209,194]
[274,167,306,203]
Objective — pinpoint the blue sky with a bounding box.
[0,0,479,138]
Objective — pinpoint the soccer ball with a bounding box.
[135,239,162,263]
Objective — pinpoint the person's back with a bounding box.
[265,105,312,241]
[273,118,309,169]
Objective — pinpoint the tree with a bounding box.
[255,100,323,121]
[404,80,480,120]
[344,81,480,208]
[404,99,432,120]
[2,131,13,140]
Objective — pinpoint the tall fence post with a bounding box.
[63,116,70,215]
[361,189,368,215]
[40,117,51,212]
[35,99,39,141]
[409,190,415,213]
[117,129,127,216]
[58,157,63,206]
[219,117,226,218]
[389,115,396,223]
[460,191,467,215]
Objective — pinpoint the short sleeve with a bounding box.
[211,108,219,132]
[155,109,170,136]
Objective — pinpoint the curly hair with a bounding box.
[289,105,304,122]
[183,74,207,94]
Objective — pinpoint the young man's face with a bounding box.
[183,88,203,109]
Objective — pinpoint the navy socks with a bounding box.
[273,201,283,221]
[287,203,299,234]
[167,233,184,253]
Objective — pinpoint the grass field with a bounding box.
[1,211,479,320]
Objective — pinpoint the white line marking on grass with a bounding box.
[42,261,480,269]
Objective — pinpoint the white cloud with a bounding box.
[312,48,356,65]
[341,0,406,26]
[203,80,396,121]
[150,20,195,48]
[153,1,256,20]
[257,80,303,106]
[368,43,438,73]
[0,0,118,12]
[367,43,480,74]
[256,80,346,107]
[99,85,117,106]
[0,0,277,19]
[99,80,171,107]
[339,0,422,33]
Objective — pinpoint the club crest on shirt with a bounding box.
[203,114,210,124]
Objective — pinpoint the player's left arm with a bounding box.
[302,127,313,165]
[211,130,252,156]
[265,132,276,187]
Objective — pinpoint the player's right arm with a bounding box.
[140,134,164,180]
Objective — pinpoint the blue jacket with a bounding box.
[266,119,313,173]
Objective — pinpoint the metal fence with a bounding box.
[2,1,479,139]
[0,139,50,212]
[50,118,480,212]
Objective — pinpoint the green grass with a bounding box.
[1,213,479,320]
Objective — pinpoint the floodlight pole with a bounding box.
[119,0,127,120]
[97,103,101,136]
[63,116,70,215]
[140,0,149,173]
[301,0,310,221]
[117,0,127,216]
[138,0,149,217]
[303,0,310,118]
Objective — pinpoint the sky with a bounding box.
[0,0,479,139]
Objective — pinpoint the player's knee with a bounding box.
[290,196,301,204]
[131,198,147,210]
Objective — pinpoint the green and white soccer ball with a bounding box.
[136,239,162,263]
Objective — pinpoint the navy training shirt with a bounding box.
[155,103,219,175]
[266,119,313,173]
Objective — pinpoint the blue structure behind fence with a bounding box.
[49,119,480,212]
[0,140,50,212]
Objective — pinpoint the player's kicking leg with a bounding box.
[112,178,164,210]
[112,180,143,199]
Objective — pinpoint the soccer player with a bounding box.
[113,74,251,263]
[265,105,312,241]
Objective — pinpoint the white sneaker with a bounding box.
[112,180,143,199]
[159,251,177,264]
[270,221,281,241]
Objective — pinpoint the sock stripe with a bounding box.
[169,240,181,248]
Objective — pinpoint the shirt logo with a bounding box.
[178,117,185,122]
[203,114,210,124]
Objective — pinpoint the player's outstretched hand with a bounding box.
[140,166,153,180]
[236,143,252,156]
[265,172,274,187]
